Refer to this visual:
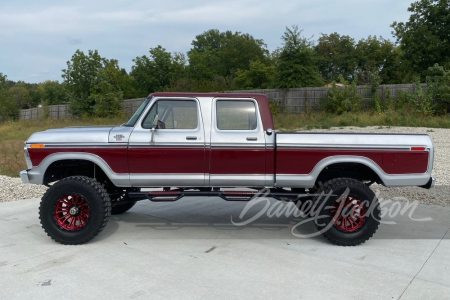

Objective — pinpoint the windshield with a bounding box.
[123,98,151,127]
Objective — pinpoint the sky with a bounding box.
[0,0,413,83]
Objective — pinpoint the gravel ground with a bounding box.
[1,126,448,206]
[0,175,48,203]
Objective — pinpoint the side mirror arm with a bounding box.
[151,127,156,142]
[151,114,158,143]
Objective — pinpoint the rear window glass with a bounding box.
[216,100,257,130]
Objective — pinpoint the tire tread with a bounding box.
[39,176,111,245]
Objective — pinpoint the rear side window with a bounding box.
[142,100,198,129]
[216,100,257,130]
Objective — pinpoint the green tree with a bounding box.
[233,60,276,89]
[0,73,18,121]
[355,36,408,84]
[62,50,105,115]
[9,83,32,109]
[41,81,67,105]
[187,29,269,80]
[29,87,44,107]
[315,33,358,82]
[425,64,450,113]
[89,60,124,117]
[276,25,323,88]
[63,49,133,116]
[131,46,185,96]
[391,0,450,77]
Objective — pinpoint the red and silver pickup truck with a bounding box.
[20,93,435,245]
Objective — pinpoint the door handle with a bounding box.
[246,137,257,141]
[186,136,197,140]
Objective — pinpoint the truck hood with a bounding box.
[26,126,116,144]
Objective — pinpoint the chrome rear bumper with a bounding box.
[420,177,436,189]
[20,170,30,184]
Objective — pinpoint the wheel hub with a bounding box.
[331,196,366,232]
[54,194,90,231]
[69,206,80,216]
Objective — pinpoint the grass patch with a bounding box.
[0,116,128,177]
[2,111,450,177]
[273,111,450,130]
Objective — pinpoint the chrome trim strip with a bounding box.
[264,174,275,187]
[276,144,420,150]
[277,174,431,188]
[128,143,205,148]
[209,175,267,187]
[211,144,266,149]
[27,143,128,148]
[130,174,205,187]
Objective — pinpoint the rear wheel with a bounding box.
[313,178,380,246]
[39,176,111,245]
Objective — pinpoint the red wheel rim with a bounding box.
[54,194,90,231]
[331,196,366,232]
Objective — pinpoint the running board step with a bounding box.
[127,190,308,202]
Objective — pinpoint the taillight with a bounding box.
[411,147,426,151]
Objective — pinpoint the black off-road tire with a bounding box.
[39,176,111,245]
[111,201,137,215]
[313,178,381,246]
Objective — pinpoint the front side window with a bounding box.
[216,100,257,130]
[142,100,198,129]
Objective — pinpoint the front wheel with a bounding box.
[39,176,111,245]
[313,178,380,246]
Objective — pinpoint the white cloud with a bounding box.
[0,7,83,34]
[89,10,149,22]
[0,0,413,82]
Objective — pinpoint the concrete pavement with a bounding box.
[1,197,450,300]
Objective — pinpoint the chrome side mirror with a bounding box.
[151,114,158,142]
[266,128,273,136]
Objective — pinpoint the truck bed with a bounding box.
[275,132,434,188]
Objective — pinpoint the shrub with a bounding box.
[425,64,450,114]
[268,100,283,116]
[321,75,362,114]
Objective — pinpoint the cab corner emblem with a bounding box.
[113,134,125,141]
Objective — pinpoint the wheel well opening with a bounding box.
[43,159,111,186]
[315,162,383,186]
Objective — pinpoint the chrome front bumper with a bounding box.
[20,170,30,184]
[420,177,436,189]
